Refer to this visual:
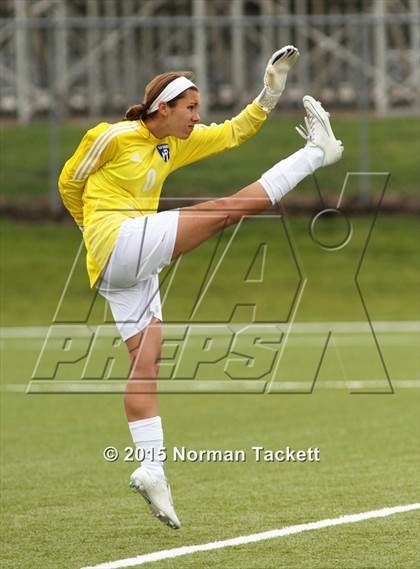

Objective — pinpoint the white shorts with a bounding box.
[96,210,180,341]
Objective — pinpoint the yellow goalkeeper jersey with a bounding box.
[59,100,267,287]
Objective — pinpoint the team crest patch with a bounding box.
[156,144,170,162]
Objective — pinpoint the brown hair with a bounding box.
[124,71,197,121]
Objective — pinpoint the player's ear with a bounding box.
[158,101,169,117]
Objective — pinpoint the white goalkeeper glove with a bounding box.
[255,45,300,112]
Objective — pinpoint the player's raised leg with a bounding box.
[172,96,343,259]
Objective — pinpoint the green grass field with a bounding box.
[1,331,419,569]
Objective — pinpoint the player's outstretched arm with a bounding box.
[255,45,300,112]
[172,46,299,169]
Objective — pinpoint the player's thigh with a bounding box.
[172,182,271,259]
[172,205,229,259]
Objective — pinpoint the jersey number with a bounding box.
[143,168,156,193]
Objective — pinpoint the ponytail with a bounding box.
[124,103,148,121]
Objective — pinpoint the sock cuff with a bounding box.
[258,167,289,205]
[258,173,277,205]
[129,416,162,429]
[129,416,163,443]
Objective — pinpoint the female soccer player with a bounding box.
[59,46,343,529]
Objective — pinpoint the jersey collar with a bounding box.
[138,120,165,143]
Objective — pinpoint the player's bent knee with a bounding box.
[130,364,158,380]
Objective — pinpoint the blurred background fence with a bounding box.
[0,0,419,214]
[1,0,419,122]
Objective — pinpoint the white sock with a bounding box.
[259,145,324,204]
[128,416,165,479]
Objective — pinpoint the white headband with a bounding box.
[146,76,197,114]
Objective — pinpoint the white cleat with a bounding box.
[296,95,344,167]
[130,467,181,530]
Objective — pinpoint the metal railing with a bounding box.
[1,1,419,122]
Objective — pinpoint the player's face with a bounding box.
[167,89,201,139]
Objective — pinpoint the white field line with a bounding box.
[80,503,420,569]
[0,321,419,338]
[6,380,419,394]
